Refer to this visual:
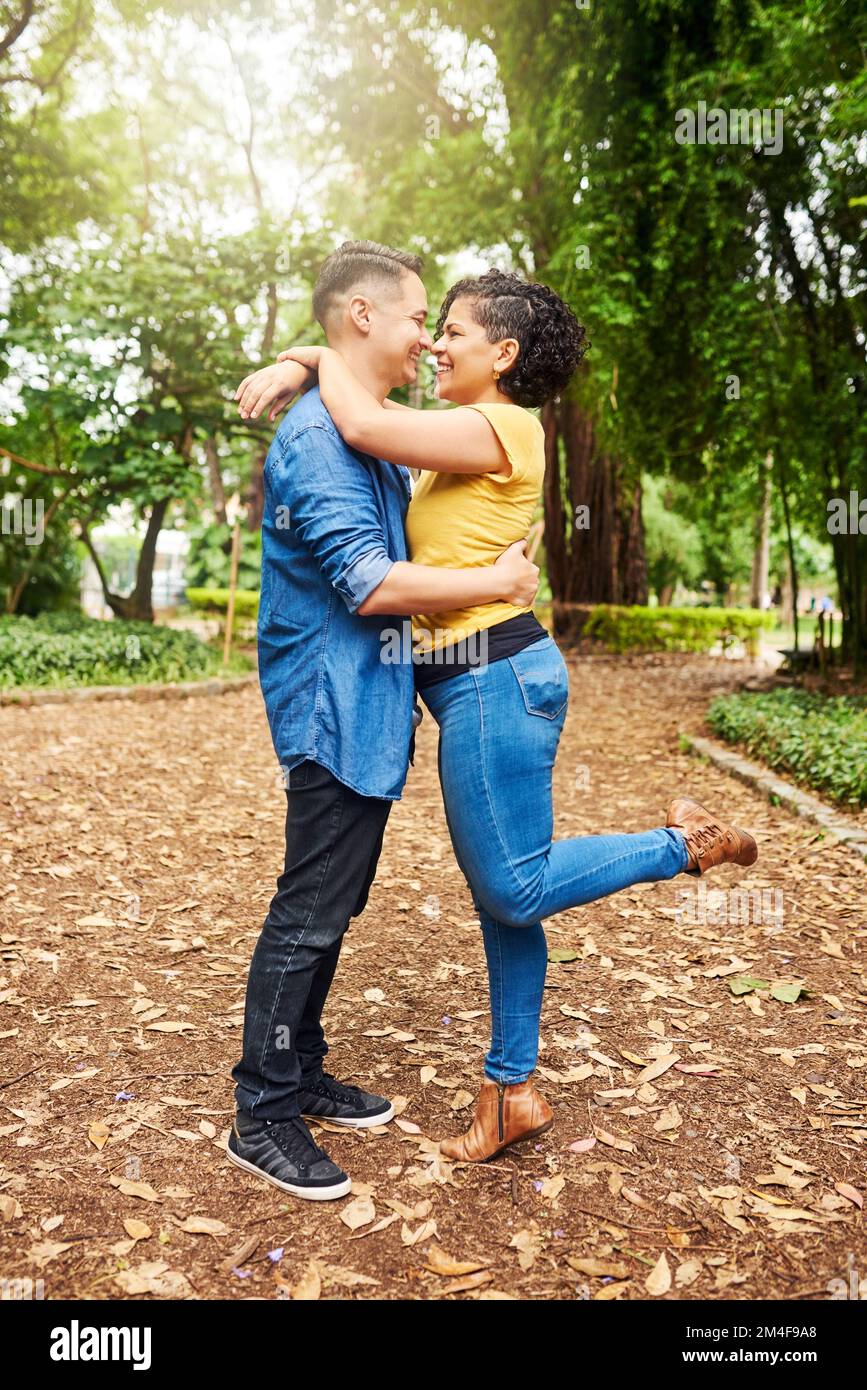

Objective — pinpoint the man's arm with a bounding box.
[356,543,537,616]
[278,424,537,616]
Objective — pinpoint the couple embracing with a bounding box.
[226,240,757,1201]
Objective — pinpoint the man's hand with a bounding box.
[235,360,315,422]
[494,539,540,607]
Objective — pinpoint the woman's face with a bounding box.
[430,296,516,404]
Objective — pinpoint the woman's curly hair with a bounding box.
[434,269,589,409]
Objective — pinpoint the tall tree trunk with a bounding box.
[541,398,647,638]
[205,437,228,526]
[245,280,280,532]
[776,451,799,652]
[750,451,773,609]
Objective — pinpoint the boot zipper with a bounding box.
[496,1082,505,1142]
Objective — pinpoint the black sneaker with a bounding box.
[298,1070,395,1129]
[226,1110,351,1200]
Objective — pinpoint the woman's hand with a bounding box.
[234,360,315,422]
[276,346,326,370]
[494,540,540,607]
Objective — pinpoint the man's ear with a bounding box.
[347,293,374,336]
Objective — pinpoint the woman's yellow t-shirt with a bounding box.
[404,402,545,653]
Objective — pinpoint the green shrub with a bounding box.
[583,605,775,655]
[707,689,867,808]
[185,587,260,619]
[0,612,251,689]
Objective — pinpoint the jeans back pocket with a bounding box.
[506,638,569,719]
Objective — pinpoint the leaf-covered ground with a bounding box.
[1,652,865,1301]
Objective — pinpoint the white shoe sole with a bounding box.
[225,1143,352,1200]
[302,1102,395,1129]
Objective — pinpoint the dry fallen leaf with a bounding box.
[122,1219,152,1242]
[439,1271,494,1295]
[539,1174,566,1202]
[340,1196,376,1231]
[115,1179,161,1203]
[635,1054,681,1084]
[423,1242,490,1277]
[87,1121,110,1151]
[675,1258,703,1287]
[566,1256,629,1278]
[395,1117,422,1134]
[291,1260,321,1300]
[28,1240,73,1266]
[175,1215,228,1236]
[593,1127,637,1154]
[509,1227,541,1271]
[645,1251,672,1296]
[401,1219,437,1246]
[835,1182,863,1209]
[113,1261,192,1297]
[653,1102,683,1133]
[0,1195,23,1222]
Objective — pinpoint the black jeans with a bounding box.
[231,759,392,1121]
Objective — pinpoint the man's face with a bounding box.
[369,271,432,388]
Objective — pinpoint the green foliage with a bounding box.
[0,612,250,689]
[641,474,704,599]
[312,0,866,650]
[0,501,82,615]
[584,605,775,654]
[3,0,866,645]
[184,522,262,590]
[707,689,867,808]
[185,588,260,619]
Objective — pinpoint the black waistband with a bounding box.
[412,612,548,691]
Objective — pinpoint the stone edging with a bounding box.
[0,673,258,708]
[681,732,867,864]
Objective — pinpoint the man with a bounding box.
[228,241,539,1200]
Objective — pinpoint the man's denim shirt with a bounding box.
[257,387,416,801]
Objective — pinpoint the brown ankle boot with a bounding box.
[666,796,758,876]
[439,1077,554,1163]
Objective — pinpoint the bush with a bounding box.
[185,587,259,619]
[583,605,775,655]
[0,612,251,689]
[707,689,867,808]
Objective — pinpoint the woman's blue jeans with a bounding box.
[420,636,689,1085]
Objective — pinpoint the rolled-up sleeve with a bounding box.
[334,547,394,612]
[273,422,395,614]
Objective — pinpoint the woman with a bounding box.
[236,269,758,1163]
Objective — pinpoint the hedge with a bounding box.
[707,688,867,808]
[0,612,250,689]
[186,588,259,619]
[583,605,775,654]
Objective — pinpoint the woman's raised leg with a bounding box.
[423,638,690,931]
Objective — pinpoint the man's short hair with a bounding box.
[312,240,424,330]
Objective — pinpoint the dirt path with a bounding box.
[1,653,865,1301]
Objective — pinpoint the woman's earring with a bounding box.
[492,367,501,381]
